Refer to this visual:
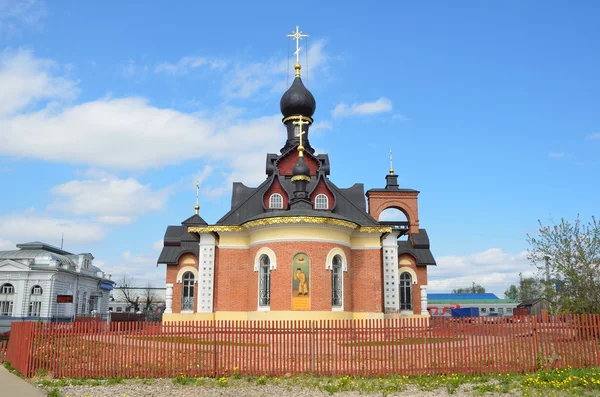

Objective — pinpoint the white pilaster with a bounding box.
[165,283,173,314]
[420,285,429,316]
[197,233,216,312]
[382,231,400,312]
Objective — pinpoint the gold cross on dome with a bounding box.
[293,117,310,156]
[287,25,309,64]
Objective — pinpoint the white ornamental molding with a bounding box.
[325,247,348,271]
[254,247,277,271]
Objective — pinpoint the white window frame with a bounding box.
[258,254,271,310]
[181,271,195,313]
[315,194,328,210]
[269,193,283,209]
[0,283,15,316]
[0,283,14,294]
[331,255,344,311]
[28,285,43,317]
[399,272,413,312]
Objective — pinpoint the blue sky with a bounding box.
[0,1,598,296]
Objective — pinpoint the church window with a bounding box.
[258,254,271,308]
[332,255,343,309]
[182,271,195,311]
[399,272,412,310]
[1,283,14,294]
[28,285,43,317]
[0,283,15,316]
[269,193,283,209]
[315,194,328,210]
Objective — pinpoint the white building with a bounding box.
[0,241,114,332]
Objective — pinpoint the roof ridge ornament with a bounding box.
[287,25,309,77]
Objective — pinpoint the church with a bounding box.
[157,28,436,322]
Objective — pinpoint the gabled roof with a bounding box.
[398,229,436,266]
[216,172,379,227]
[181,214,208,226]
[157,213,202,265]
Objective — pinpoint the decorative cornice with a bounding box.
[188,225,244,233]
[282,115,314,124]
[189,217,391,235]
[357,226,393,233]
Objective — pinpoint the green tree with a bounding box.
[518,275,544,302]
[452,282,486,294]
[527,215,600,314]
[504,284,519,300]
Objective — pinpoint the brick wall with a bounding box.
[214,243,383,313]
[165,254,199,314]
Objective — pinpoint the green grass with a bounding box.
[132,335,268,347]
[36,367,600,396]
[342,336,464,347]
[46,388,61,397]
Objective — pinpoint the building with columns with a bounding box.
[0,242,114,332]
[157,31,436,322]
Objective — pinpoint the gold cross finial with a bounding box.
[195,181,200,214]
[293,117,310,157]
[389,150,394,174]
[287,25,309,77]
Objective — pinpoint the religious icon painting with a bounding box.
[292,253,310,310]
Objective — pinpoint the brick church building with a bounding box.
[157,40,436,322]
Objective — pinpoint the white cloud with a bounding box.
[0,210,106,248]
[378,208,407,222]
[310,120,332,134]
[585,132,600,140]
[427,248,537,297]
[392,114,409,121]
[548,152,564,159]
[333,97,392,117]
[0,0,46,38]
[95,250,164,287]
[0,49,78,116]
[224,39,329,99]
[0,238,15,251]
[49,173,172,224]
[155,56,227,75]
[152,240,163,251]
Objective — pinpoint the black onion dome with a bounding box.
[292,156,310,177]
[280,77,316,118]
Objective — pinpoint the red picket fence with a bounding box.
[6,314,600,378]
[0,340,7,363]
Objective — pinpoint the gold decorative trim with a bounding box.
[188,225,244,233]
[282,115,314,124]
[244,217,357,230]
[189,218,392,235]
[291,175,310,182]
[357,226,393,233]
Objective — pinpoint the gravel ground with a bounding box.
[51,381,520,397]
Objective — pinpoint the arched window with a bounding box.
[28,285,43,317]
[82,292,87,314]
[315,194,328,210]
[399,272,412,310]
[332,255,343,309]
[0,283,15,316]
[182,271,195,311]
[258,254,271,308]
[269,193,283,209]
